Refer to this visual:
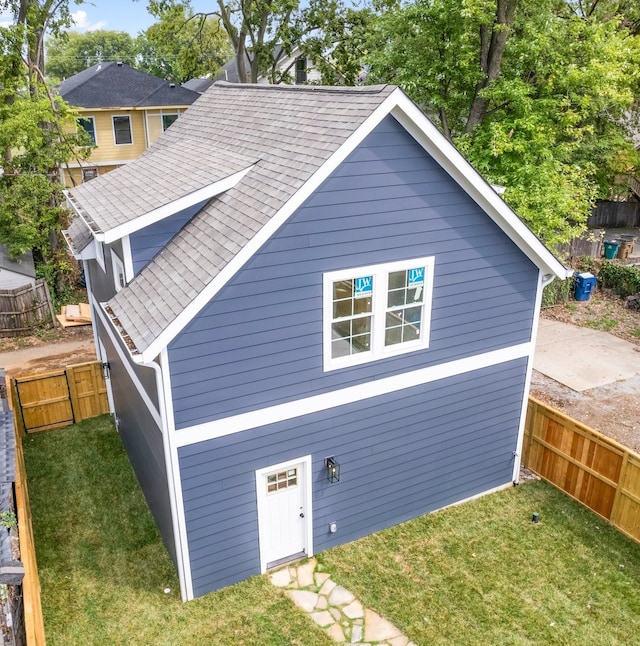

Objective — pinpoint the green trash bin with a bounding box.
[603,240,621,259]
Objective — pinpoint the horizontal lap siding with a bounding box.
[179,359,527,597]
[97,319,176,566]
[129,200,209,275]
[169,115,538,428]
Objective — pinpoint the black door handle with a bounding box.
[299,512,305,518]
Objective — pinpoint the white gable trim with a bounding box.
[174,342,533,448]
[136,90,404,362]
[100,165,256,244]
[134,86,569,362]
[389,96,571,280]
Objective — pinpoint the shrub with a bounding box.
[597,261,640,298]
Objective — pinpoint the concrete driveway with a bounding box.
[534,319,640,391]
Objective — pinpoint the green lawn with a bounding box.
[24,416,640,645]
[23,416,332,646]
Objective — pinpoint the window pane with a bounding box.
[387,288,405,307]
[334,299,352,318]
[352,316,371,336]
[385,325,402,346]
[388,270,406,290]
[162,114,178,130]
[78,118,96,144]
[351,333,371,352]
[331,338,351,358]
[404,306,422,325]
[403,322,421,342]
[333,280,352,301]
[113,116,132,144]
[353,295,372,314]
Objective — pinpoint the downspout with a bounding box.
[138,356,190,602]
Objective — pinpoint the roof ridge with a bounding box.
[213,81,392,95]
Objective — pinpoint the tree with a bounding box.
[137,1,231,83]
[0,0,90,292]
[163,0,364,84]
[365,0,640,244]
[46,30,138,80]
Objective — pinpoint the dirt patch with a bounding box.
[532,291,640,452]
[0,326,96,376]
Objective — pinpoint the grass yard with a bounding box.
[23,416,332,646]
[24,416,640,645]
[319,482,640,645]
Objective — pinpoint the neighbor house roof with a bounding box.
[0,245,35,280]
[65,82,569,362]
[58,61,200,109]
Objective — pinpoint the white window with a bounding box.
[111,251,126,291]
[323,257,435,371]
[112,115,132,145]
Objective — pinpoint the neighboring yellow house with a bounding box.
[59,62,200,186]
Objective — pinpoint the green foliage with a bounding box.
[597,260,640,297]
[137,2,232,84]
[542,275,574,308]
[0,4,89,296]
[364,0,640,245]
[0,511,17,530]
[45,30,138,80]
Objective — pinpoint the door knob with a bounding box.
[299,512,305,518]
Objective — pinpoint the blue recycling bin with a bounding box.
[574,272,596,301]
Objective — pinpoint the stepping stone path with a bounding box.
[269,558,417,646]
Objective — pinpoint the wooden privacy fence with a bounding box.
[0,279,56,337]
[13,411,46,645]
[11,361,109,434]
[523,397,640,544]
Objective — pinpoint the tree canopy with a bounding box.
[365,0,640,244]
[45,30,138,80]
[0,0,89,291]
[137,1,232,84]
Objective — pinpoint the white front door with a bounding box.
[256,456,312,572]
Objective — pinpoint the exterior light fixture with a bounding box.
[325,457,340,483]
[101,362,111,380]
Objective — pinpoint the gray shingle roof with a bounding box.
[58,62,200,109]
[67,82,395,356]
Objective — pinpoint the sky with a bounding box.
[1,1,215,36]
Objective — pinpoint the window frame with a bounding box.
[78,116,97,146]
[111,250,126,292]
[323,256,435,372]
[112,114,133,146]
[161,113,179,131]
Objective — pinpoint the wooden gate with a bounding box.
[11,361,109,433]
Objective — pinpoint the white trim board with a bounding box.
[174,342,533,448]
[93,303,162,428]
[137,87,568,362]
[137,90,408,362]
[255,455,313,574]
[100,165,255,243]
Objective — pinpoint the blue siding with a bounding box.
[179,359,527,597]
[129,200,209,275]
[168,115,539,428]
[96,319,176,566]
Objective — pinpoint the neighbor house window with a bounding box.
[162,113,178,130]
[112,115,132,145]
[323,257,435,371]
[82,167,98,182]
[78,117,96,145]
[111,251,126,291]
[295,57,307,84]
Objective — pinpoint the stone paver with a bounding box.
[269,557,413,645]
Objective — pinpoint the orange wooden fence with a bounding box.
[11,361,109,434]
[523,397,640,544]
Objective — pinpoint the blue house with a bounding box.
[63,82,570,601]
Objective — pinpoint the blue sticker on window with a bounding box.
[408,268,424,287]
[354,276,373,298]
